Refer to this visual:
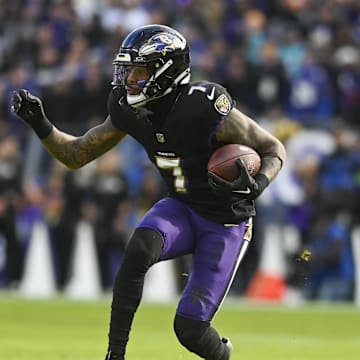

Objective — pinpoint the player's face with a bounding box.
[124,66,150,95]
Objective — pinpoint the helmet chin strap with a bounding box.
[127,92,148,108]
[127,64,191,108]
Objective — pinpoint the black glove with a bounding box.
[11,89,53,139]
[208,159,269,200]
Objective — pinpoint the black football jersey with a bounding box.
[108,81,256,223]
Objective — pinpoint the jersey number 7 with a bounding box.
[155,156,187,193]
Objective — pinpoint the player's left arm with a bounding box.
[215,107,286,183]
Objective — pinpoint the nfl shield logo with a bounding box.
[155,132,166,143]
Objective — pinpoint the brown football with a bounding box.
[208,144,261,181]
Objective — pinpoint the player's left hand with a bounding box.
[208,159,268,200]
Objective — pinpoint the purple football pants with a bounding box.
[138,197,252,322]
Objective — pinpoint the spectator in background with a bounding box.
[42,161,68,230]
[100,0,151,33]
[62,34,89,80]
[247,41,289,116]
[176,21,208,76]
[278,25,307,78]
[75,56,111,128]
[50,161,95,290]
[222,48,250,111]
[91,150,129,290]
[287,122,359,298]
[35,41,61,88]
[331,46,360,128]
[82,13,108,49]
[243,8,268,66]
[315,124,360,213]
[47,0,76,54]
[207,35,231,82]
[0,135,23,287]
[285,51,335,128]
[302,210,355,302]
[41,75,81,134]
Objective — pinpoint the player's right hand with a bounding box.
[11,89,47,126]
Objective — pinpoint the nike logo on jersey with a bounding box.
[232,187,251,194]
[207,87,215,101]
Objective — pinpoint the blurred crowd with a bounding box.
[0,0,360,302]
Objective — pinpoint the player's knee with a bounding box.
[123,228,163,270]
[173,315,209,351]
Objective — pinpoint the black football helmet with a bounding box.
[112,24,191,108]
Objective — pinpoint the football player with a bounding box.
[11,24,286,360]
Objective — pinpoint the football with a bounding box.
[208,144,261,181]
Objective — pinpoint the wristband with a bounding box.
[32,116,54,139]
[254,173,269,194]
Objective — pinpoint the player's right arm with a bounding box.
[42,116,126,169]
[11,89,127,169]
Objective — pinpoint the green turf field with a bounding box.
[0,294,359,360]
